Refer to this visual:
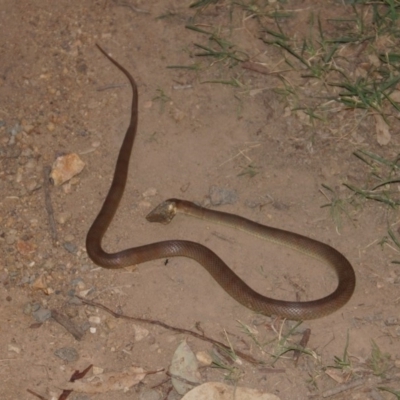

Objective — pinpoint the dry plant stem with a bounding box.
[43,166,58,245]
[112,0,149,13]
[51,309,84,341]
[76,296,262,364]
[26,389,47,400]
[242,61,271,75]
[322,378,365,398]
[294,328,311,366]
[97,83,127,91]
[241,61,289,76]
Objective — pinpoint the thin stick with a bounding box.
[112,0,150,13]
[242,61,291,76]
[76,296,262,364]
[293,328,311,365]
[322,378,365,398]
[43,166,58,245]
[51,310,84,341]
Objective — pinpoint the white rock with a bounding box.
[50,153,85,186]
[181,382,282,400]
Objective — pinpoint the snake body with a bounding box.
[86,45,356,320]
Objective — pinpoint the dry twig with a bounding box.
[76,296,263,364]
[43,166,58,245]
[51,309,84,341]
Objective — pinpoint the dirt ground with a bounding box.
[1,1,400,399]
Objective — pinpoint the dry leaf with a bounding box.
[325,367,351,384]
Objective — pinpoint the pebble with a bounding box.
[89,316,101,324]
[8,344,21,354]
[50,153,85,186]
[105,318,117,331]
[142,187,157,197]
[23,303,33,315]
[17,239,36,256]
[25,158,37,170]
[5,230,16,245]
[133,324,149,341]
[71,278,84,287]
[22,124,35,134]
[64,234,75,242]
[32,307,52,323]
[139,389,161,400]
[26,179,39,192]
[56,212,71,224]
[92,366,104,375]
[196,351,213,366]
[54,347,79,362]
[63,242,78,254]
[170,106,186,122]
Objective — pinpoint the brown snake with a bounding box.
[86,45,356,320]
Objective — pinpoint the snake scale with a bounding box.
[86,45,356,320]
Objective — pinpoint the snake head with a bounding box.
[146,199,177,225]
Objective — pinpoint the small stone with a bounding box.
[133,325,149,341]
[196,351,213,366]
[25,158,37,170]
[23,303,33,315]
[56,212,71,224]
[63,242,78,254]
[64,234,75,242]
[105,318,117,330]
[8,344,21,354]
[32,307,51,323]
[78,288,93,298]
[54,347,79,362]
[23,124,35,133]
[139,388,161,400]
[142,187,157,197]
[31,274,48,291]
[50,153,85,186]
[71,278,84,286]
[17,239,36,255]
[89,316,101,324]
[5,232,16,245]
[26,180,39,192]
[92,366,104,375]
[170,106,185,122]
[47,122,56,132]
[138,200,152,210]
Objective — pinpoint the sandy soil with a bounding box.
[1,1,400,399]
